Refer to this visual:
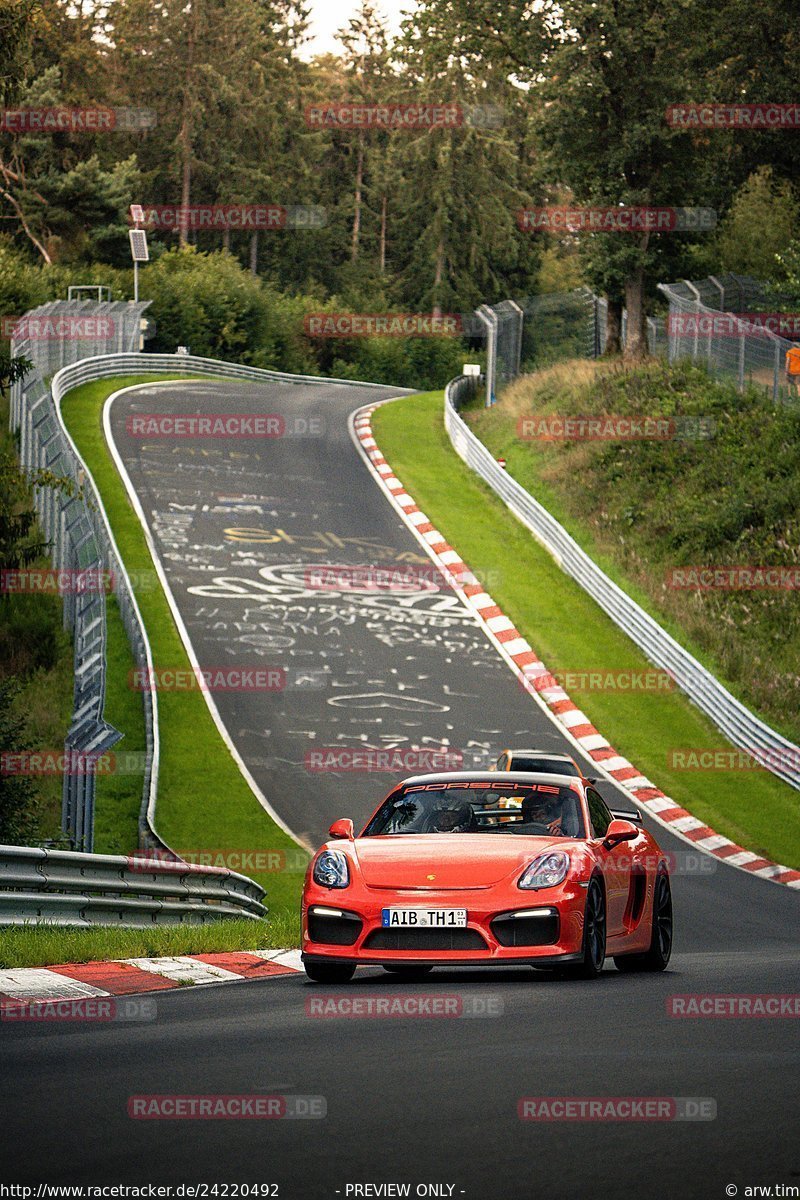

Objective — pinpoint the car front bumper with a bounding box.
[301,880,588,966]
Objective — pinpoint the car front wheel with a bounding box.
[559,877,606,980]
[614,870,673,973]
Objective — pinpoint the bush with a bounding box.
[0,678,40,843]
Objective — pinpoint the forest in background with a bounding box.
[0,0,798,375]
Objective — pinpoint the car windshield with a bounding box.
[363,782,586,838]
[511,756,580,777]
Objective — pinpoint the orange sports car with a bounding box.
[301,771,673,984]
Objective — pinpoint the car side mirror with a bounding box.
[603,819,638,848]
[328,818,355,840]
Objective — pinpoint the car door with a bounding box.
[586,788,630,936]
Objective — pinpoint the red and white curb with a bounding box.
[351,404,800,890]
[0,950,302,1008]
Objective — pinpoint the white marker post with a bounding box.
[463,362,481,402]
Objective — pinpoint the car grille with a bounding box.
[363,928,487,951]
[307,910,362,946]
[491,911,559,947]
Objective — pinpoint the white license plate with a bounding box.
[381,908,467,928]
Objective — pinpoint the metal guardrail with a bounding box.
[0,844,266,926]
[444,375,800,793]
[50,350,413,394]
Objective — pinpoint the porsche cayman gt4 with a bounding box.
[301,771,673,983]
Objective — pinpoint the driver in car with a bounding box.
[432,804,473,833]
[522,794,565,836]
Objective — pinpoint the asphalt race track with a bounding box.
[2,379,798,1198]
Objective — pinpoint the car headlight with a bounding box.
[518,850,570,890]
[312,849,350,889]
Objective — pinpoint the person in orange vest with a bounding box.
[785,344,800,396]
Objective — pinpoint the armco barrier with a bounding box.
[0,844,266,926]
[444,375,800,792]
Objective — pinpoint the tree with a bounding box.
[535,0,706,361]
[336,2,393,265]
[715,168,798,282]
[109,0,277,246]
[0,442,49,573]
[389,0,538,312]
[0,678,39,844]
[0,0,39,104]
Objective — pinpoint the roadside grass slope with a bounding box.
[472,358,800,745]
[371,389,800,868]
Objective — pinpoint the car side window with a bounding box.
[586,789,613,838]
[495,752,508,771]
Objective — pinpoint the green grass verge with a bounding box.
[371,391,800,868]
[58,375,307,932]
[92,594,147,855]
[0,914,297,970]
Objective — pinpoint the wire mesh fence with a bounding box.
[472,273,791,403]
[520,289,599,367]
[658,278,797,404]
[9,302,156,854]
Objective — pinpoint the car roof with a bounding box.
[506,749,576,761]
[397,770,585,789]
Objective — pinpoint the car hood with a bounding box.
[350,834,568,890]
